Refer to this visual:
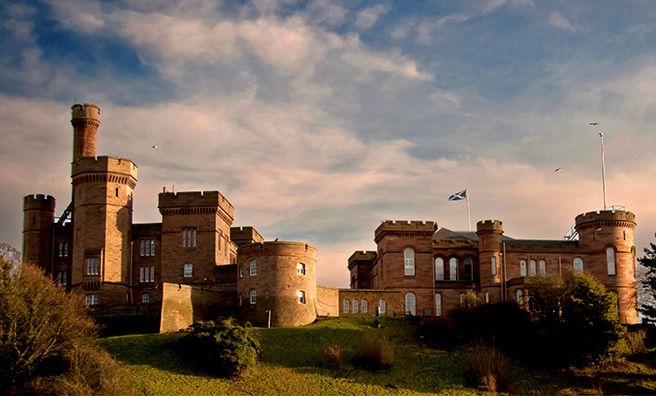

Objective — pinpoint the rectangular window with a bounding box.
[435,258,444,280]
[145,239,150,256]
[140,240,145,256]
[58,243,63,257]
[250,260,257,276]
[192,230,196,247]
[140,266,144,282]
[607,248,616,275]
[435,294,442,316]
[64,243,68,257]
[530,260,536,277]
[182,229,197,247]
[150,239,155,256]
[57,271,67,286]
[184,264,193,278]
[250,289,257,304]
[297,290,306,304]
[151,266,155,282]
[86,258,99,275]
[85,295,99,305]
[239,266,243,278]
[142,293,150,303]
[491,257,497,275]
[182,230,186,247]
[539,260,546,276]
[449,258,458,280]
[297,263,305,275]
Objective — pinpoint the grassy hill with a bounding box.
[101,317,655,395]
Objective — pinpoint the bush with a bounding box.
[181,319,260,378]
[320,344,343,368]
[353,332,394,370]
[616,328,647,356]
[466,341,512,394]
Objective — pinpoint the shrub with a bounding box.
[181,319,260,378]
[320,344,343,368]
[616,328,647,356]
[466,341,512,394]
[353,332,394,370]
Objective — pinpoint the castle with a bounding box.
[22,104,639,330]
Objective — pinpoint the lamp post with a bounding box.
[589,123,607,210]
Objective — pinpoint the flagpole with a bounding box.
[466,189,471,231]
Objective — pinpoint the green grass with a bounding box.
[100,317,559,395]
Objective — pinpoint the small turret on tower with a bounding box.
[476,220,504,300]
[71,103,100,162]
[23,194,55,272]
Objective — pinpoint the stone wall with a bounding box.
[159,282,236,333]
[315,285,339,317]
[338,289,404,317]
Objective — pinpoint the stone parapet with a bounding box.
[158,191,234,220]
[575,210,636,231]
[375,220,435,242]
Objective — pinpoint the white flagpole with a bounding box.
[466,189,471,231]
[599,132,607,210]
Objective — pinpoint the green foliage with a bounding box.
[353,332,394,370]
[460,290,485,308]
[638,233,656,323]
[526,275,565,325]
[561,272,626,363]
[181,319,260,378]
[319,343,343,368]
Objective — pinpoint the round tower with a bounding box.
[574,209,638,323]
[71,103,100,162]
[70,104,138,306]
[476,220,503,302]
[23,194,55,272]
[237,241,317,327]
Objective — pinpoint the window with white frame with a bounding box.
[362,299,368,313]
[140,266,144,282]
[485,292,489,303]
[86,257,99,275]
[464,257,473,281]
[85,295,99,305]
[606,247,616,275]
[491,256,497,275]
[380,299,387,314]
[539,260,546,276]
[250,289,257,304]
[404,248,415,276]
[405,293,416,315]
[239,266,243,278]
[573,257,583,272]
[150,239,155,256]
[297,290,306,304]
[140,240,145,256]
[516,289,523,304]
[142,293,150,303]
[250,260,257,276]
[57,271,67,286]
[343,299,350,313]
[435,257,444,280]
[145,239,150,256]
[184,263,193,277]
[297,263,306,275]
[520,260,527,277]
[449,258,459,280]
[182,228,197,247]
[530,260,536,276]
[58,242,63,257]
[353,299,359,313]
[435,294,442,316]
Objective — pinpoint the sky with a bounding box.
[1,0,655,287]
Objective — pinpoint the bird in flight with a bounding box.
[555,168,562,172]
[589,122,599,125]
[152,145,158,149]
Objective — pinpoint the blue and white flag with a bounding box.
[448,189,467,201]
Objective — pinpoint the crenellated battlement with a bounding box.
[71,103,100,123]
[238,240,317,254]
[575,209,636,230]
[348,250,377,262]
[159,190,235,220]
[375,220,435,240]
[72,155,138,177]
[23,194,55,211]
[476,220,503,233]
[230,226,264,246]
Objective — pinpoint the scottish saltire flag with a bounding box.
[448,189,467,201]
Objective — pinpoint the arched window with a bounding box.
[539,260,546,276]
[491,256,497,275]
[520,260,527,277]
[362,299,368,313]
[380,299,387,314]
[404,248,415,276]
[464,258,473,281]
[435,294,442,316]
[353,299,359,313]
[530,260,536,277]
[343,299,350,313]
[435,257,445,280]
[184,263,193,277]
[516,289,523,304]
[606,247,616,275]
[449,258,459,280]
[573,257,583,272]
[405,293,416,315]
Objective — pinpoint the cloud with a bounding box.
[355,4,389,29]
[548,11,576,31]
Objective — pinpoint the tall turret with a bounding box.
[575,209,638,323]
[476,220,503,302]
[22,195,55,271]
[71,103,100,162]
[70,104,138,305]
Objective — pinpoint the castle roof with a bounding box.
[433,227,515,242]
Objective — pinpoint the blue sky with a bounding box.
[1,0,655,286]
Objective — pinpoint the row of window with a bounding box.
[85,293,151,306]
[239,262,306,277]
[434,257,473,281]
[86,257,99,276]
[140,239,156,256]
[182,228,197,247]
[344,299,386,314]
[58,242,69,257]
[140,265,155,283]
[240,290,306,305]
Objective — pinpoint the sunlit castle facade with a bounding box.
[347,211,639,324]
[22,103,639,330]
